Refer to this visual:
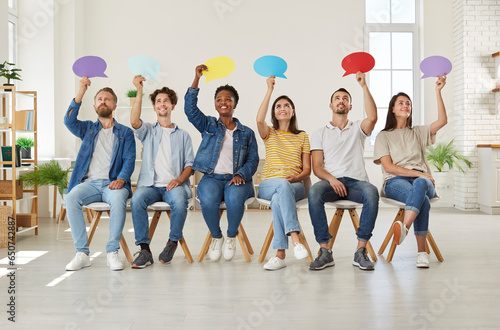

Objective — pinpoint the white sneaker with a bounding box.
[223,237,237,261]
[393,221,408,245]
[263,257,286,271]
[293,242,309,260]
[416,252,430,268]
[107,251,124,271]
[209,237,224,262]
[66,252,91,271]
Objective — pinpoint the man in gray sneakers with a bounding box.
[308,71,379,271]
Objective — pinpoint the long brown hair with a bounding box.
[270,95,303,135]
[382,92,413,131]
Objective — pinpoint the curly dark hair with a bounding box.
[150,87,178,105]
[214,84,239,106]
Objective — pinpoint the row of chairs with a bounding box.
[57,186,443,264]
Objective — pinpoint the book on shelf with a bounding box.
[1,146,21,167]
[15,110,35,131]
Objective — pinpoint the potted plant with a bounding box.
[426,139,473,174]
[126,89,142,107]
[0,61,22,91]
[19,160,73,199]
[15,136,34,159]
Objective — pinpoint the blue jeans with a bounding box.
[65,180,129,254]
[384,176,436,236]
[197,173,254,238]
[258,178,305,250]
[131,185,189,245]
[308,178,379,244]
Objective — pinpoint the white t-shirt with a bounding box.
[84,127,113,182]
[154,127,175,187]
[213,127,235,175]
[310,120,369,182]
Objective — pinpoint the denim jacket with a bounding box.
[184,87,259,182]
[134,121,194,198]
[64,99,136,194]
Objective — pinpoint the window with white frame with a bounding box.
[8,0,18,65]
[365,0,420,146]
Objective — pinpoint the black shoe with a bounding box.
[353,247,375,270]
[159,240,178,264]
[131,249,153,269]
[309,247,335,270]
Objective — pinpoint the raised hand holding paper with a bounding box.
[203,56,235,83]
[341,52,375,77]
[128,55,161,81]
[253,55,288,78]
[420,56,452,79]
[72,56,108,78]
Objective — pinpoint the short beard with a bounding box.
[96,105,113,118]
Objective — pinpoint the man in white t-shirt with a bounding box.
[129,75,194,268]
[308,72,379,271]
[64,77,136,272]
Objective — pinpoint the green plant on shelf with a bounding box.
[126,89,144,98]
[426,139,473,173]
[19,160,73,198]
[0,61,22,84]
[15,136,34,150]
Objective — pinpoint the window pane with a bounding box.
[8,21,15,64]
[392,32,413,69]
[392,71,414,100]
[369,70,391,108]
[391,0,415,23]
[366,0,390,23]
[370,108,388,145]
[8,0,14,9]
[370,32,391,70]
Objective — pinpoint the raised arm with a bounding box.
[357,71,377,136]
[191,64,207,88]
[185,65,209,133]
[64,76,92,139]
[256,76,275,139]
[430,74,447,136]
[130,75,146,129]
[74,76,90,104]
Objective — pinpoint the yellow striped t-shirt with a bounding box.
[262,126,310,179]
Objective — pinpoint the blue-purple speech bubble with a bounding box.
[420,56,452,79]
[72,56,108,78]
[128,55,161,82]
[253,55,288,79]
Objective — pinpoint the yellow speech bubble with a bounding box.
[203,56,235,83]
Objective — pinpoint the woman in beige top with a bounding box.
[373,74,447,268]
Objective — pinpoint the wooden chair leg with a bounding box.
[426,230,444,261]
[57,206,66,224]
[325,209,344,252]
[386,240,397,262]
[179,236,194,263]
[236,229,251,262]
[298,224,313,263]
[120,234,133,263]
[85,209,93,224]
[258,222,274,262]
[238,223,254,255]
[87,211,102,245]
[148,211,162,241]
[348,209,378,262]
[378,208,405,255]
[198,231,213,262]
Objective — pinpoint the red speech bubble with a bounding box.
[341,52,375,77]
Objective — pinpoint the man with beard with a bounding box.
[64,76,136,271]
[307,71,379,271]
[129,75,194,268]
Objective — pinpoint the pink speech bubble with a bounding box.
[72,56,108,78]
[341,52,375,77]
[420,56,452,79]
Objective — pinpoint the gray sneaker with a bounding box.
[309,247,335,270]
[353,247,375,270]
[159,240,178,264]
[131,249,153,269]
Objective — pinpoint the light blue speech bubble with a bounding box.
[127,55,161,81]
[253,55,288,79]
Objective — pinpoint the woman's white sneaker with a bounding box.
[66,252,91,271]
[223,237,237,261]
[416,252,430,268]
[209,237,224,262]
[107,251,124,271]
[263,257,286,271]
[293,242,309,260]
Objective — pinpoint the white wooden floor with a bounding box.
[1,207,499,329]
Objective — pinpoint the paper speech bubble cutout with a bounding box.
[253,55,288,79]
[72,56,108,78]
[128,55,161,82]
[420,56,452,79]
[341,52,375,77]
[203,56,235,83]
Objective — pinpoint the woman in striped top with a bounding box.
[256,76,311,271]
